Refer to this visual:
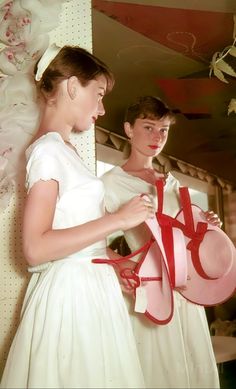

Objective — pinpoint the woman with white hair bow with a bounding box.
[0,44,155,389]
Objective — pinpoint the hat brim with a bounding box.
[176,205,236,305]
[135,239,174,324]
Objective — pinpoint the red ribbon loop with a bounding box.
[187,222,208,252]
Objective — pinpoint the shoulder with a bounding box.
[101,166,124,211]
[26,132,64,161]
[25,133,68,192]
[101,166,121,184]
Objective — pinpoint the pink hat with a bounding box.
[175,200,236,306]
[154,180,236,306]
[133,239,173,324]
[134,216,188,324]
[92,214,188,324]
[93,181,236,324]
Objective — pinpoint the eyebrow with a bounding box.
[142,120,156,124]
[99,86,106,93]
[142,120,169,127]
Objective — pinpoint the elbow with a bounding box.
[23,240,44,267]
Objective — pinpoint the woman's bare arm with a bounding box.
[23,179,154,266]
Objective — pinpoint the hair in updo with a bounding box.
[34,45,114,99]
[124,95,176,125]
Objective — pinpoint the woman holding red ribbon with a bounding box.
[0,48,157,389]
[101,96,221,388]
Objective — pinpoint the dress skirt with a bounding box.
[1,255,145,388]
[125,291,219,388]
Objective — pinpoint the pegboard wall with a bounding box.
[49,0,96,174]
[0,0,94,377]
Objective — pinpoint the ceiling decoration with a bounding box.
[93,0,233,63]
[155,78,226,118]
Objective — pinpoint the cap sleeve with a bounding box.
[25,142,62,193]
[101,171,121,213]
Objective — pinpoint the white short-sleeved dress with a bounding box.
[0,133,145,389]
[102,166,220,389]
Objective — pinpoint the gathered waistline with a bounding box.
[28,249,108,273]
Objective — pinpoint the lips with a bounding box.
[148,145,159,150]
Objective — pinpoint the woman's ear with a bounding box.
[124,122,133,139]
[67,76,79,100]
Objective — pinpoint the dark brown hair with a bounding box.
[34,45,114,98]
[124,96,176,125]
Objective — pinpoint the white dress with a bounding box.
[0,133,145,389]
[102,166,220,389]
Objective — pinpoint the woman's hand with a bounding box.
[106,248,138,294]
[115,259,138,294]
[201,210,223,228]
[115,195,155,231]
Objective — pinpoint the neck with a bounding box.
[122,154,153,172]
[37,103,72,141]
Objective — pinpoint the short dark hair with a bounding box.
[35,45,114,98]
[124,96,176,125]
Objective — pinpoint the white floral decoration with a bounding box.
[0,0,69,211]
[228,98,236,115]
[209,14,236,115]
[209,14,236,84]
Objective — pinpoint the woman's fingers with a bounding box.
[201,210,223,228]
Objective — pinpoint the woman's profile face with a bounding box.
[125,116,171,157]
[73,74,107,132]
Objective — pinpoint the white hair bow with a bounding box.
[35,43,61,81]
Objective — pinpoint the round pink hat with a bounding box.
[176,204,236,305]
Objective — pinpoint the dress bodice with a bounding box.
[26,132,106,257]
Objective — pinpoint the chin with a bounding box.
[72,126,85,133]
[74,123,94,132]
[149,150,160,157]
[155,148,162,156]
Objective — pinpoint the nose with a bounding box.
[153,129,161,140]
[98,100,105,116]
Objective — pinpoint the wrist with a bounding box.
[106,211,124,233]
